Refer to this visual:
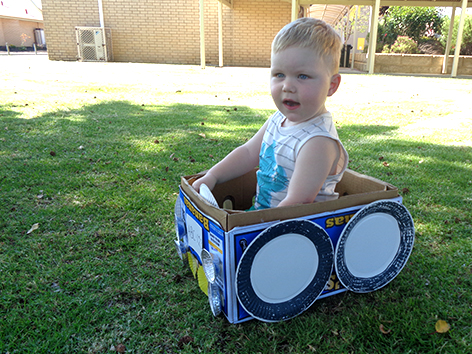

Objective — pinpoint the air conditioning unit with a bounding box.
[75,27,112,62]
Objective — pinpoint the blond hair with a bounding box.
[272,17,342,74]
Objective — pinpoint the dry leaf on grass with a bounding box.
[379,324,391,334]
[27,223,39,234]
[308,344,317,352]
[178,335,194,349]
[435,320,451,333]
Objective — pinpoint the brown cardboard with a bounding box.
[180,169,399,231]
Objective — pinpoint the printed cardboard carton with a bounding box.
[175,169,402,323]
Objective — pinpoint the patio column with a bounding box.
[442,7,456,74]
[351,6,360,70]
[291,0,299,22]
[451,0,468,77]
[368,0,381,74]
[199,0,206,69]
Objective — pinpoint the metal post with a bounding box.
[368,0,380,74]
[6,43,10,55]
[33,43,37,55]
[442,7,456,74]
[451,0,467,77]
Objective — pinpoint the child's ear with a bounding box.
[327,74,341,97]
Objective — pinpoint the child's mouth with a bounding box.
[283,99,300,109]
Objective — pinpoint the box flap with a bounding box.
[181,169,399,231]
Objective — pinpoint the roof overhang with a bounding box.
[296,0,471,6]
[307,4,351,26]
[0,0,43,22]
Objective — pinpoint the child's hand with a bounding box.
[192,173,217,193]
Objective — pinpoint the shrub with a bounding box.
[383,36,420,54]
[374,7,444,53]
[440,14,472,55]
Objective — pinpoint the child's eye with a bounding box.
[298,74,309,80]
[275,73,285,78]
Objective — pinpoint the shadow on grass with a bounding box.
[0,100,471,352]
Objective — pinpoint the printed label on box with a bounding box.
[186,213,203,260]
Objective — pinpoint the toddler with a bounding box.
[193,17,348,210]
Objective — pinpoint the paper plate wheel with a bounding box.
[235,219,334,322]
[200,183,218,207]
[335,200,415,293]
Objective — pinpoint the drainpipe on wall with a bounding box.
[218,0,223,67]
[98,0,105,28]
[200,0,206,69]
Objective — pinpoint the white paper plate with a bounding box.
[335,200,415,293]
[199,183,218,207]
[236,219,334,322]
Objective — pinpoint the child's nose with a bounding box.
[282,78,296,93]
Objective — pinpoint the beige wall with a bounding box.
[42,0,291,66]
[354,53,472,76]
[0,18,43,47]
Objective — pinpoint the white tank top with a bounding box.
[254,111,348,209]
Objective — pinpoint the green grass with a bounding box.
[1,57,471,353]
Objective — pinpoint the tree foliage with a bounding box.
[335,6,370,44]
[440,14,472,55]
[377,7,444,51]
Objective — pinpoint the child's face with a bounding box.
[270,46,340,126]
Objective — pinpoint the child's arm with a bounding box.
[192,120,270,192]
[277,136,340,207]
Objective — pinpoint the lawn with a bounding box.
[1,56,471,353]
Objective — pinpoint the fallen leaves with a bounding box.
[178,335,194,349]
[27,223,39,234]
[435,320,451,333]
[110,343,126,353]
[379,324,391,335]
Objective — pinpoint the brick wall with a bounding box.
[42,0,99,60]
[42,0,291,66]
[0,18,43,47]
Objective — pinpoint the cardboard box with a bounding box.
[175,169,401,323]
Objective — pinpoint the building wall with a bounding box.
[41,0,291,66]
[0,18,43,47]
